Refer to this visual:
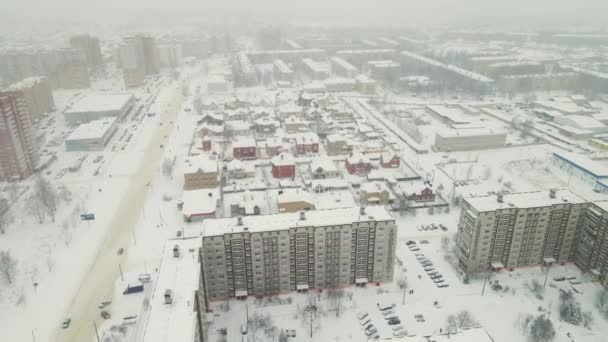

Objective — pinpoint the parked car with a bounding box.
[382,310,396,316]
[117,248,124,255]
[410,247,420,252]
[62,318,71,329]
[423,266,435,272]
[433,278,445,283]
[98,300,112,309]
[392,325,404,331]
[393,330,407,337]
[360,319,371,326]
[388,319,401,325]
[438,283,449,288]
[385,316,398,321]
[365,324,375,331]
[419,240,429,244]
[357,312,369,320]
[430,273,443,279]
[100,311,111,320]
[406,240,416,245]
[379,303,396,311]
[365,328,378,336]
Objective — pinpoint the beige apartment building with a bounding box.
[455,189,586,276]
[201,206,397,300]
[9,77,54,120]
[0,91,35,181]
[183,155,219,190]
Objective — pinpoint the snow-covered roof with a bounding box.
[294,132,319,144]
[65,93,133,114]
[140,239,201,342]
[465,189,586,212]
[553,151,608,178]
[347,152,371,164]
[311,158,338,173]
[66,117,117,141]
[436,126,507,138]
[361,181,391,194]
[271,152,295,166]
[330,56,357,71]
[226,120,251,131]
[277,188,314,204]
[184,155,218,174]
[426,105,471,124]
[401,50,495,83]
[182,189,219,217]
[313,190,355,210]
[232,136,257,148]
[202,206,393,236]
[533,100,594,115]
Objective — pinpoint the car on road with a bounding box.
[357,312,369,320]
[360,319,371,326]
[392,325,405,331]
[101,311,111,319]
[393,330,407,337]
[117,248,124,255]
[423,266,434,272]
[379,303,395,311]
[382,310,396,316]
[365,324,375,331]
[62,318,71,329]
[433,278,445,283]
[365,328,378,336]
[419,240,429,244]
[409,247,420,251]
[385,316,398,321]
[406,240,416,245]
[430,273,442,279]
[98,300,112,309]
[438,283,449,288]
[388,319,401,325]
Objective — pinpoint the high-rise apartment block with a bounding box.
[0,91,35,181]
[455,190,586,275]
[119,35,160,88]
[9,77,54,120]
[201,206,397,301]
[69,34,104,71]
[574,201,608,279]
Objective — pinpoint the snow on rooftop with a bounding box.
[65,93,133,114]
[437,126,507,138]
[183,154,218,174]
[140,239,201,342]
[465,189,586,212]
[553,151,608,177]
[202,206,393,237]
[271,151,295,166]
[182,188,219,217]
[400,51,494,83]
[65,117,117,141]
[426,105,471,124]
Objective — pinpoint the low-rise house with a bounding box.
[277,188,315,213]
[232,136,257,160]
[265,137,284,157]
[198,123,224,137]
[360,181,394,205]
[294,133,320,155]
[183,155,219,190]
[345,152,372,175]
[198,111,223,125]
[398,182,436,203]
[271,152,296,179]
[226,159,256,179]
[326,134,353,155]
[380,152,400,168]
[310,158,339,179]
[254,117,280,135]
[225,120,251,136]
[182,189,219,222]
[284,116,308,133]
[229,190,263,217]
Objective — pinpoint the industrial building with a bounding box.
[64,117,118,151]
[0,91,35,181]
[434,127,507,152]
[201,206,397,300]
[551,151,608,193]
[330,56,358,78]
[498,72,579,93]
[300,58,329,80]
[63,93,134,125]
[455,190,586,276]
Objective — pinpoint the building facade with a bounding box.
[201,206,397,300]
[0,91,35,181]
[9,77,54,120]
[69,34,104,70]
[455,190,586,276]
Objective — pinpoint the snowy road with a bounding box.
[53,81,188,342]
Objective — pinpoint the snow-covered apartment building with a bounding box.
[455,189,586,276]
[201,206,397,300]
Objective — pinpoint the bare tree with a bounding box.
[526,279,545,300]
[559,290,582,325]
[0,250,18,285]
[26,193,46,224]
[0,200,12,234]
[446,310,478,332]
[327,289,346,317]
[34,177,59,222]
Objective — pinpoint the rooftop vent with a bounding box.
[549,189,557,199]
[237,217,243,226]
[300,211,306,221]
[497,194,504,203]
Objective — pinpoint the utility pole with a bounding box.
[543,263,552,288]
[119,264,124,282]
[93,322,101,342]
[402,284,406,305]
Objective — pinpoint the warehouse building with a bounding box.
[201,206,397,300]
[434,127,507,152]
[64,117,118,151]
[63,93,134,125]
[551,151,608,193]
